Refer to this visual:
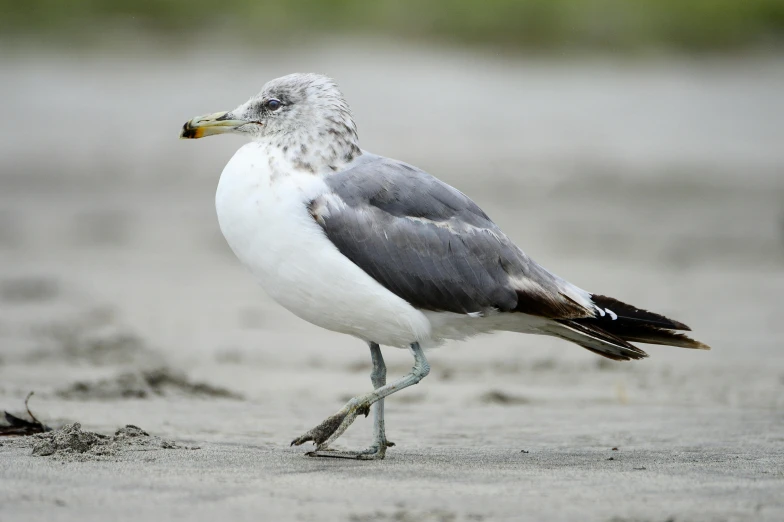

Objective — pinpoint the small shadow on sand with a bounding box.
[0,276,59,304]
[478,390,531,406]
[56,367,243,400]
[27,309,165,367]
[608,517,676,522]
[350,509,484,522]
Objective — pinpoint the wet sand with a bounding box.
[1,40,783,521]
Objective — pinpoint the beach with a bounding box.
[1,40,783,521]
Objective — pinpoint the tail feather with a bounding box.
[553,320,649,361]
[596,323,710,350]
[550,294,710,360]
[583,294,710,350]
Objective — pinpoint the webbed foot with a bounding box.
[306,440,394,460]
[290,398,371,449]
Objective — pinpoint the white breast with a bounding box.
[214,143,432,348]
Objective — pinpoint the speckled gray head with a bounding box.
[181,73,361,170]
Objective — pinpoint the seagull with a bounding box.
[180,73,709,460]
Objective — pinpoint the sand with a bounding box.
[1,40,783,521]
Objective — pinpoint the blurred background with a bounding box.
[1,0,783,444]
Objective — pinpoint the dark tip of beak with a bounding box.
[180,121,198,139]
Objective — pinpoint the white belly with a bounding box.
[214,143,432,348]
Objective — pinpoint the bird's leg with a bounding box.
[291,342,429,459]
[297,342,394,460]
[368,342,395,452]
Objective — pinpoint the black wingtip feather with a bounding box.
[590,294,691,331]
[580,294,710,351]
[610,325,711,350]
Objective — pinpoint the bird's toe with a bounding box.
[290,410,349,447]
[306,444,387,460]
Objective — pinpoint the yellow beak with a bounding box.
[179,112,251,139]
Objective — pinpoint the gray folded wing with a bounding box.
[309,154,591,318]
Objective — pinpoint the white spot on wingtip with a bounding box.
[596,307,606,317]
[606,308,618,320]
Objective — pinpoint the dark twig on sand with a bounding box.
[24,391,44,426]
[1,392,52,436]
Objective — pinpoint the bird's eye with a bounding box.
[266,99,282,111]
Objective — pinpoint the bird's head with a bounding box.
[180,73,361,169]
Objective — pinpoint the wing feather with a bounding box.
[309,154,592,318]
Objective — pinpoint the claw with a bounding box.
[290,431,308,446]
[291,397,369,448]
[290,410,349,447]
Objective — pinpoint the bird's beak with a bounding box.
[179,111,252,139]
